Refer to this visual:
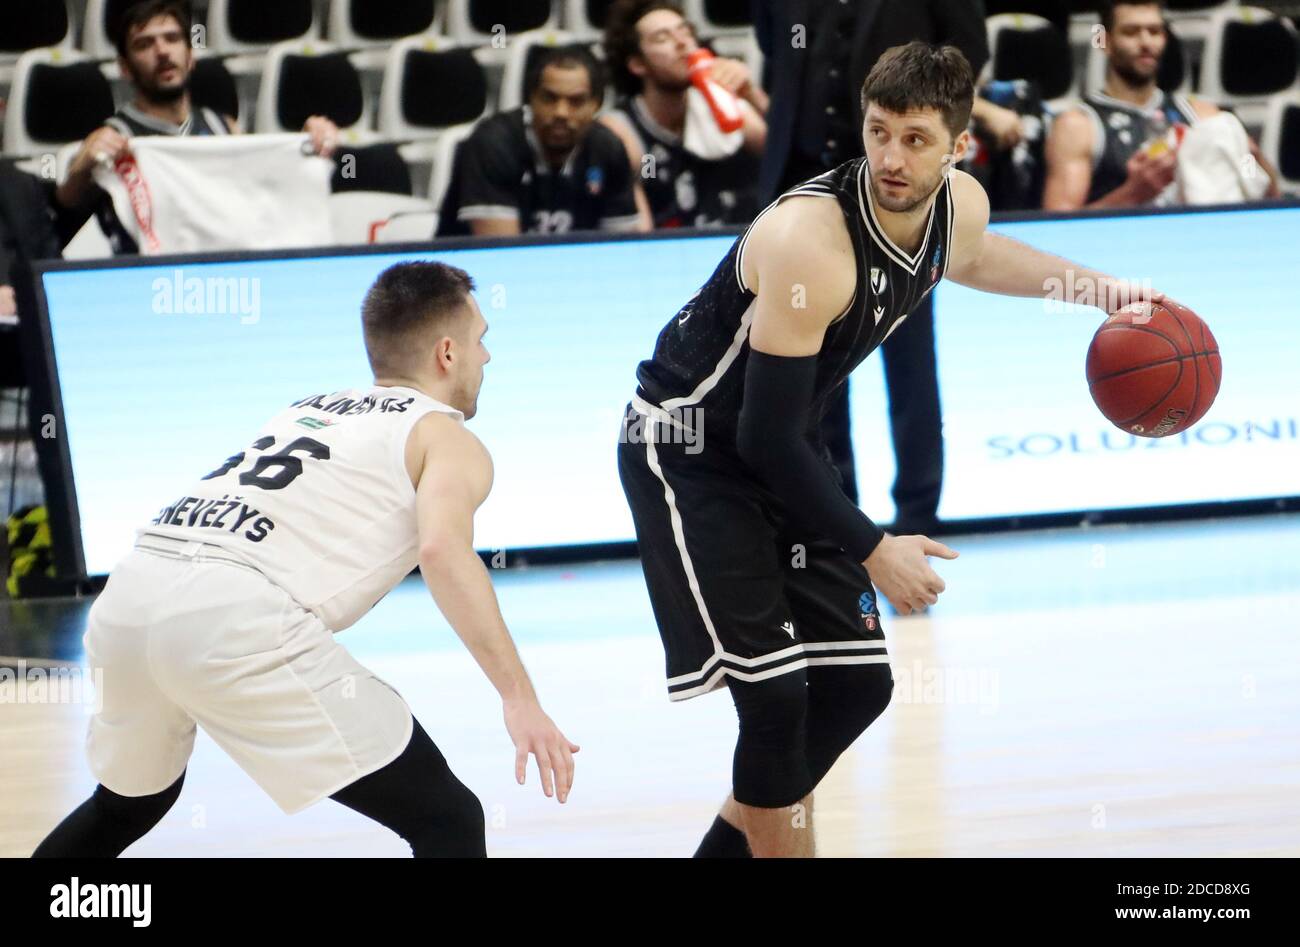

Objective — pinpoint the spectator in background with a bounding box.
[0,160,61,331]
[437,46,646,237]
[753,0,998,537]
[1043,0,1279,209]
[599,0,766,228]
[54,0,339,251]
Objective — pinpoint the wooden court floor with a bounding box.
[3,516,1299,857]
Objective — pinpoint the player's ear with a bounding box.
[950,129,972,166]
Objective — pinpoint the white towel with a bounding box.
[1173,111,1270,205]
[93,134,334,254]
[683,85,745,161]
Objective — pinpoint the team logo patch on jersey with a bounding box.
[586,167,605,195]
[870,267,887,295]
[858,590,880,632]
[930,244,943,283]
[295,416,335,430]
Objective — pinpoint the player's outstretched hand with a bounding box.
[1103,279,1183,313]
[503,698,580,803]
[864,534,959,615]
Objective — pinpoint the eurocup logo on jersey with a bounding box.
[858,590,879,632]
[929,244,942,284]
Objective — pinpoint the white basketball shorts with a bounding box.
[83,535,413,814]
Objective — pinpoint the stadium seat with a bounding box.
[561,0,617,39]
[378,35,490,141]
[446,0,558,47]
[83,0,154,59]
[498,28,577,111]
[1259,89,1300,195]
[191,54,243,127]
[987,13,1076,105]
[328,191,436,245]
[0,1,73,78]
[255,40,370,138]
[684,0,752,39]
[327,0,441,48]
[331,141,414,194]
[1084,18,1191,96]
[1198,7,1299,127]
[427,122,477,212]
[1163,0,1240,42]
[2,49,115,158]
[984,0,1071,38]
[208,0,318,55]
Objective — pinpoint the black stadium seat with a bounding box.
[0,3,70,54]
[1220,17,1298,96]
[984,0,1071,39]
[24,61,115,146]
[469,0,553,35]
[1280,102,1300,183]
[584,0,617,31]
[275,51,365,131]
[331,143,413,195]
[701,0,752,29]
[398,47,489,130]
[345,0,438,43]
[190,58,241,124]
[991,17,1075,101]
[225,0,315,46]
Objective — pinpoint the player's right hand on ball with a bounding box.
[504,698,580,804]
[865,534,959,615]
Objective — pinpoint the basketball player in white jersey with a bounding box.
[33,262,578,858]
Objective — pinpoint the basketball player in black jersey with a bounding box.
[619,41,1177,857]
[599,1,766,228]
[55,1,339,246]
[1043,0,1279,210]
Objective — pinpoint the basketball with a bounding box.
[1085,300,1222,438]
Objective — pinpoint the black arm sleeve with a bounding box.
[737,350,886,562]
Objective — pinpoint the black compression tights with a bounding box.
[32,718,485,858]
[330,717,486,858]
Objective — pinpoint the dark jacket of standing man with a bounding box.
[753,0,988,534]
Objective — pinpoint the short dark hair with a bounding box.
[1101,0,1166,34]
[361,262,476,376]
[860,42,974,142]
[113,0,193,59]
[524,43,606,104]
[603,0,687,97]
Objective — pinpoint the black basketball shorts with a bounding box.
[617,399,889,701]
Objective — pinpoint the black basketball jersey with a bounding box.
[635,157,955,455]
[436,108,640,237]
[1079,89,1199,203]
[613,95,759,228]
[105,102,233,138]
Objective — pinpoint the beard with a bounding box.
[870,163,948,214]
[128,62,190,105]
[1111,54,1158,88]
[644,64,691,94]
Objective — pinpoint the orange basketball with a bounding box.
[1085,300,1221,438]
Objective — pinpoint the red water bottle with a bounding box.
[687,48,744,134]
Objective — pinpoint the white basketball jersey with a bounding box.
[139,385,463,630]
